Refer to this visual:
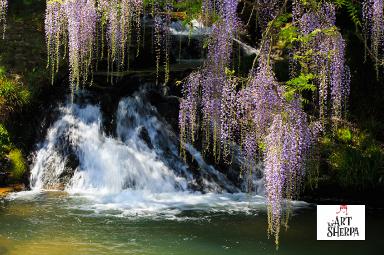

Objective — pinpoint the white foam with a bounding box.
[169,19,211,36]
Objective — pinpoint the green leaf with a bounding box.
[284,73,317,101]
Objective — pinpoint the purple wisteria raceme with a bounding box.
[235,59,282,176]
[179,0,239,160]
[44,0,144,88]
[101,0,143,72]
[298,2,335,35]
[205,0,239,72]
[154,10,164,85]
[220,76,238,161]
[45,0,67,83]
[295,2,350,122]
[176,0,322,247]
[201,0,215,24]
[244,62,282,140]
[264,99,311,247]
[234,59,315,246]
[164,0,172,86]
[200,66,225,159]
[256,0,281,29]
[106,0,124,71]
[152,0,172,86]
[179,71,202,157]
[363,0,384,74]
[0,0,7,39]
[329,34,350,119]
[64,0,97,90]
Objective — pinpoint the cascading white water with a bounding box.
[29,90,272,217]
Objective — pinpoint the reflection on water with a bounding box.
[0,192,383,255]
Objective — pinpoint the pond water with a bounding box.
[0,192,382,255]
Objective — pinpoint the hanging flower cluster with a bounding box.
[179,1,322,247]
[263,96,312,246]
[152,0,172,87]
[240,60,314,247]
[256,0,282,29]
[45,0,143,89]
[179,0,240,161]
[65,0,98,90]
[99,0,142,73]
[293,1,350,122]
[179,71,202,160]
[363,0,384,73]
[0,0,7,39]
[201,0,215,24]
[45,1,67,82]
[238,59,282,167]
[180,56,317,247]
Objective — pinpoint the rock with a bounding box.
[137,126,153,149]
[65,153,79,170]
[58,152,79,185]
[0,184,25,198]
[0,157,12,185]
[0,172,10,185]
[0,157,11,171]
[145,90,180,130]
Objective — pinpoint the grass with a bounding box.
[0,73,31,113]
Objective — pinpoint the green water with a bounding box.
[0,192,382,255]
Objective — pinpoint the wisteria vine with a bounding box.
[45,0,144,88]
[0,0,7,39]
[179,0,350,247]
[363,0,384,74]
[292,1,351,122]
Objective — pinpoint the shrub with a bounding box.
[7,148,27,180]
[323,127,384,190]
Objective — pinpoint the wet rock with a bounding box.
[145,90,180,130]
[137,126,153,149]
[65,152,79,170]
[0,157,11,185]
[58,153,79,185]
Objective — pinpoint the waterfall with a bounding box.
[31,90,238,192]
[28,89,271,217]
